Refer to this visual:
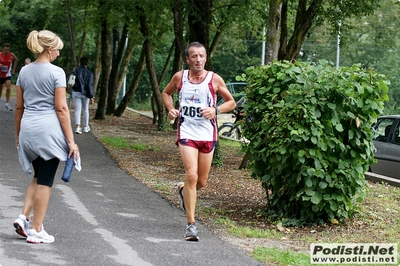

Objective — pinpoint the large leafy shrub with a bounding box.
[240,60,389,225]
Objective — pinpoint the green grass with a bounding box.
[218,138,242,148]
[100,136,130,149]
[252,246,399,266]
[215,217,284,238]
[100,136,151,151]
[131,143,147,151]
[252,247,312,266]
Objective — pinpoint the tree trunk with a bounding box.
[171,0,185,129]
[114,43,146,117]
[65,0,77,68]
[172,0,185,72]
[94,18,112,120]
[138,7,166,131]
[265,0,282,64]
[151,94,157,125]
[145,42,166,130]
[93,29,102,97]
[188,0,212,69]
[209,3,233,58]
[151,40,175,124]
[278,0,288,60]
[77,8,88,61]
[106,23,129,115]
[159,40,175,89]
[238,151,252,170]
[282,0,323,61]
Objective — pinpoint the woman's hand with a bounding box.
[68,142,80,161]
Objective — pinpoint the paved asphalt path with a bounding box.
[0,99,263,266]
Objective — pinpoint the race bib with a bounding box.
[181,92,207,120]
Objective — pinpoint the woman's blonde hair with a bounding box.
[26,30,64,55]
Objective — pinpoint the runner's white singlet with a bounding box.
[177,70,217,141]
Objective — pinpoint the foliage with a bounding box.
[239,60,389,225]
[274,0,381,61]
[0,0,69,67]
[1,0,398,114]
[301,0,400,114]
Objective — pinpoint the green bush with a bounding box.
[239,60,389,225]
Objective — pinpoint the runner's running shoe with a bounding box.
[185,223,199,241]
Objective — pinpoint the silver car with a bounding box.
[371,115,400,179]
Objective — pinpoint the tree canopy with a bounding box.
[0,0,397,116]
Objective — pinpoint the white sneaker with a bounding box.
[83,126,90,133]
[75,127,82,134]
[26,228,55,244]
[5,104,12,111]
[13,214,29,238]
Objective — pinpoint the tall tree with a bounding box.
[106,23,129,115]
[172,0,185,72]
[93,29,102,97]
[265,0,282,64]
[271,0,381,61]
[114,43,147,117]
[188,0,212,48]
[94,12,112,120]
[65,0,77,68]
[138,5,168,130]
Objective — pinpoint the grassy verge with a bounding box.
[100,136,157,151]
[99,132,400,266]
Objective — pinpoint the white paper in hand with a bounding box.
[75,155,82,171]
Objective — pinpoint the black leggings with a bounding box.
[32,157,60,187]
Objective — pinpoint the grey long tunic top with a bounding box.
[16,62,68,177]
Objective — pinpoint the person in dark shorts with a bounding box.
[162,42,236,241]
[13,30,79,244]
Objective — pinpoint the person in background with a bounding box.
[24,58,31,65]
[72,57,94,134]
[161,42,236,241]
[14,29,79,244]
[0,43,19,111]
